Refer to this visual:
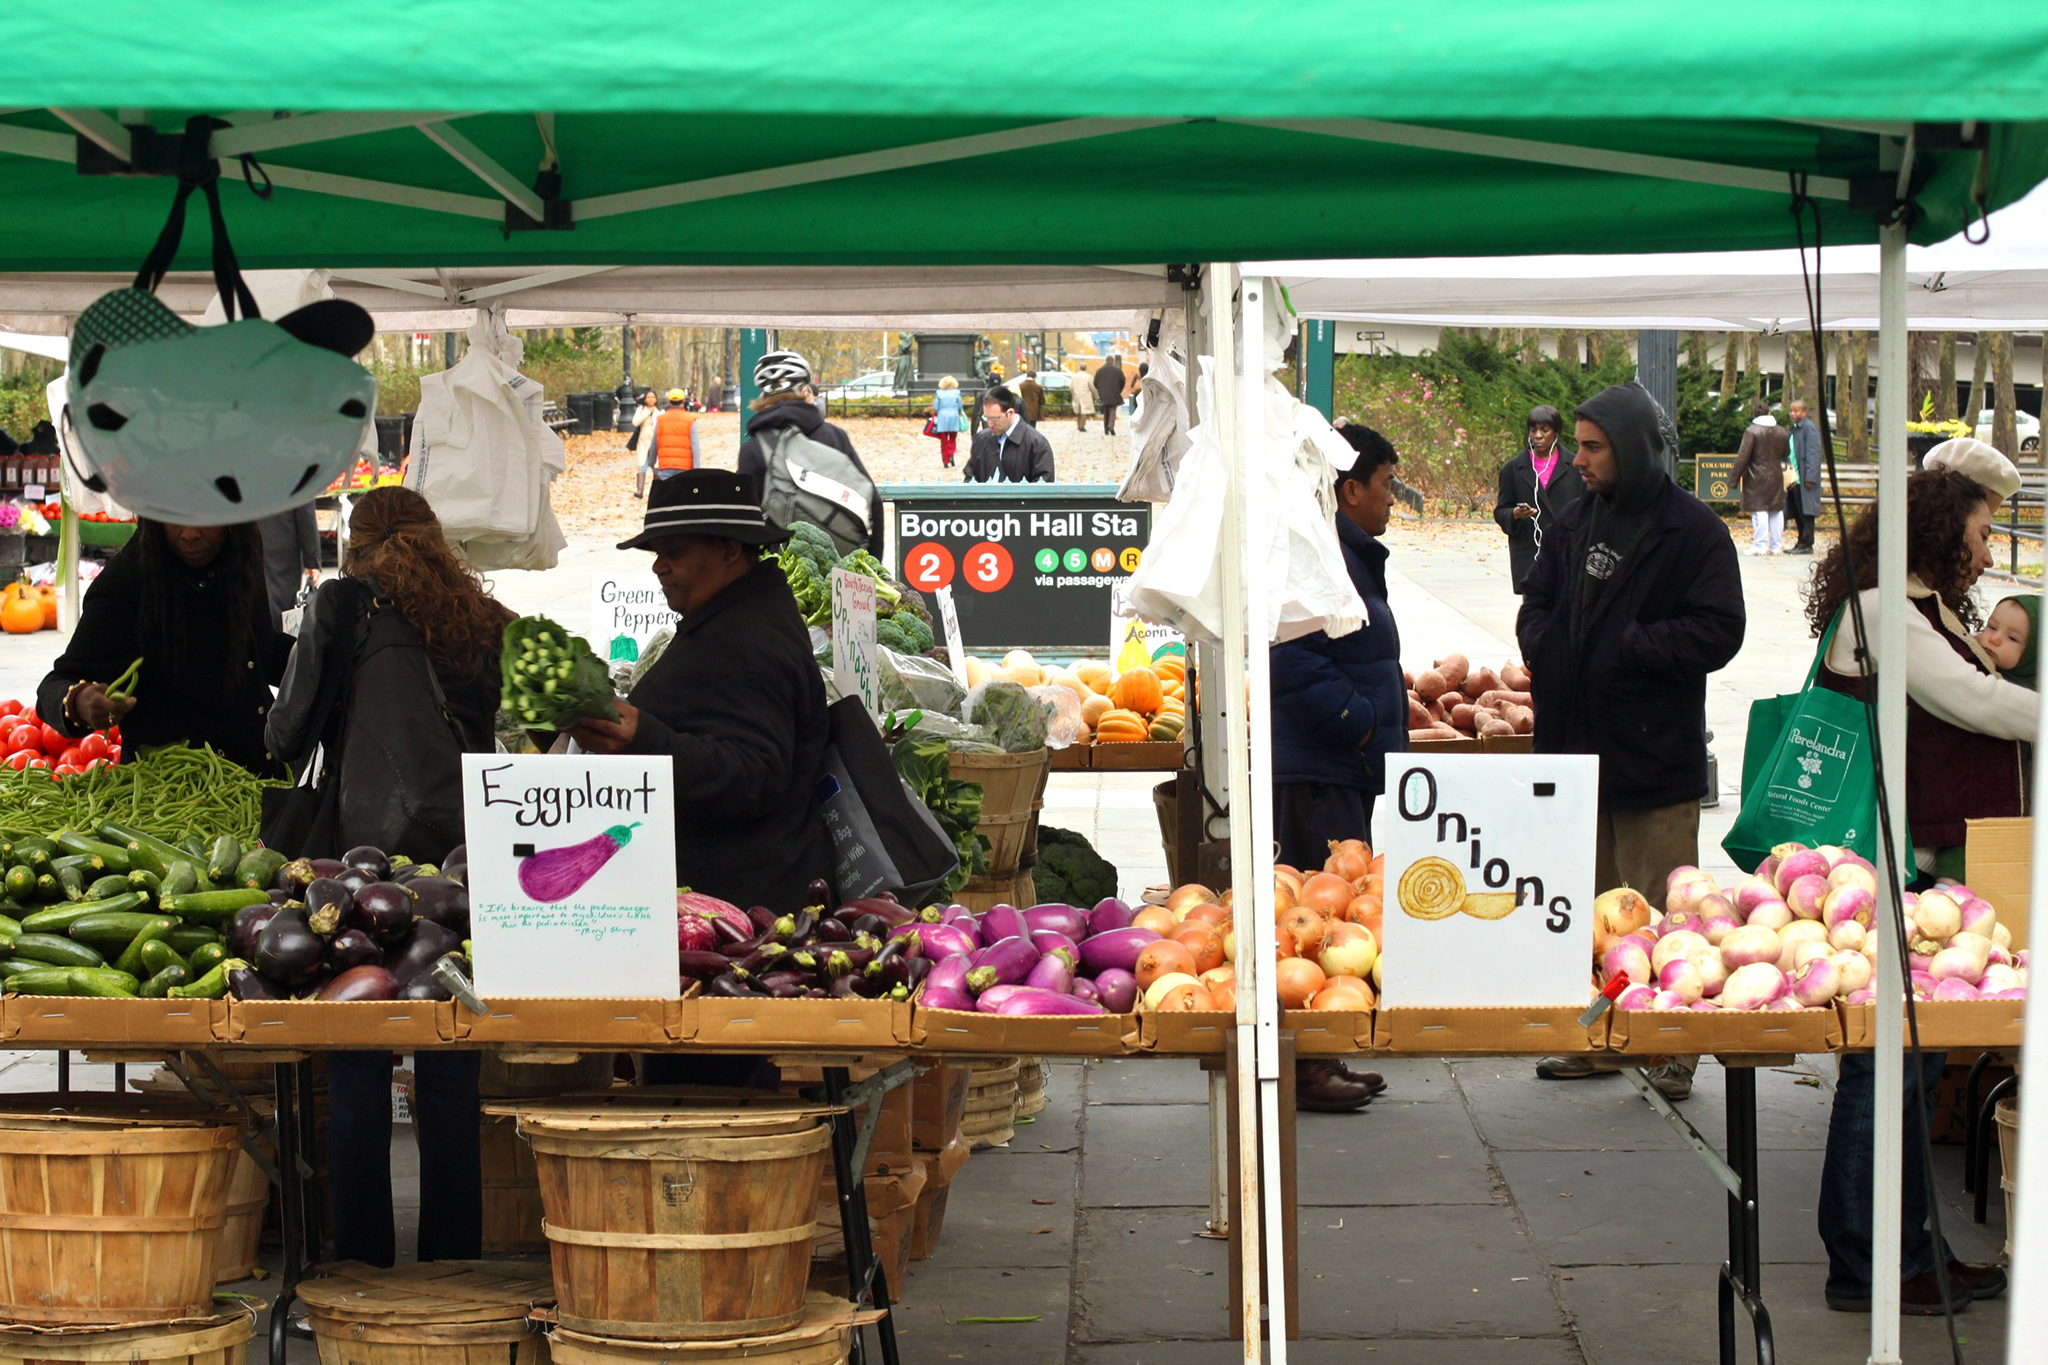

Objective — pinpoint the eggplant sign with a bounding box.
[461,755,678,999]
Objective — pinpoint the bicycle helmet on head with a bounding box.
[753,350,812,395]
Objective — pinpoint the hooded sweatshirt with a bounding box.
[1567,383,1672,649]
[735,394,886,556]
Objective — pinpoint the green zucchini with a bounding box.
[113,917,175,977]
[67,911,173,951]
[96,822,189,879]
[139,964,190,998]
[162,924,221,955]
[54,832,130,872]
[159,889,272,920]
[176,835,207,862]
[127,867,162,896]
[51,852,106,876]
[65,968,140,998]
[137,938,187,976]
[0,915,20,939]
[8,934,106,968]
[53,865,85,902]
[159,862,200,898]
[86,874,130,901]
[5,966,85,995]
[18,893,149,935]
[185,942,228,974]
[31,873,62,903]
[167,958,242,1000]
[0,838,55,870]
[1,867,31,902]
[234,849,286,892]
[205,835,242,886]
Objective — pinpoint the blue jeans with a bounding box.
[1817,1050,1951,1297]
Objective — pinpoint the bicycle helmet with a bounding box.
[753,350,813,395]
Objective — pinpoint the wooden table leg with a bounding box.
[1224,1030,1300,1341]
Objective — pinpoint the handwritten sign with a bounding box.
[832,566,880,717]
[588,573,681,665]
[1380,754,1597,1009]
[461,753,679,999]
[935,586,968,689]
[1109,579,1181,675]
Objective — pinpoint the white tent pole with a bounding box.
[1209,261,1264,1361]
[1868,215,1909,1365]
[1238,272,1289,1358]
[2008,573,2048,1357]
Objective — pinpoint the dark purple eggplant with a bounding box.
[342,845,391,881]
[709,972,761,997]
[276,858,316,894]
[227,967,282,1001]
[383,919,461,987]
[440,842,466,870]
[266,889,295,906]
[806,877,833,907]
[830,973,878,998]
[335,866,374,897]
[710,913,751,946]
[835,898,916,928]
[255,908,326,987]
[396,975,449,1001]
[903,957,932,987]
[814,917,852,944]
[304,878,355,937]
[388,863,432,885]
[758,969,808,992]
[678,950,733,980]
[407,877,468,935]
[719,937,762,959]
[747,905,780,935]
[353,882,416,945]
[326,928,382,974]
[228,902,283,961]
[317,966,399,1002]
[849,913,886,939]
[737,943,789,975]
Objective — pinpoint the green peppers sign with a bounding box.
[895,496,1150,652]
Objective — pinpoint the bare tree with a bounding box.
[1992,331,2018,458]
[1964,333,1988,427]
[1720,332,1738,395]
[1520,330,1542,365]
[1935,333,1957,420]
[1846,331,1870,461]
[1743,334,1762,397]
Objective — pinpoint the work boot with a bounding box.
[1647,1055,1698,1102]
[1333,1063,1387,1095]
[1534,1055,1623,1080]
[1295,1060,1372,1113]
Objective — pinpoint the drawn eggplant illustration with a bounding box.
[518,823,641,902]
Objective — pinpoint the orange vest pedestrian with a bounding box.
[655,408,698,471]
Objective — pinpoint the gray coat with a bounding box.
[1730,419,1789,514]
[1787,417,1823,514]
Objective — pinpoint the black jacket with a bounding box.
[1493,449,1586,593]
[258,505,321,625]
[1093,360,1127,407]
[39,538,289,776]
[1516,397,1746,813]
[963,419,1056,484]
[1269,516,1407,791]
[736,399,885,556]
[625,561,834,913]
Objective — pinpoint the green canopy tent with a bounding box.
[5,8,2048,1363]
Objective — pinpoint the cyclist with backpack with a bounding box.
[735,351,885,556]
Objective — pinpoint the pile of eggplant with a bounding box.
[229,843,473,1003]
[908,899,1151,1016]
[675,882,933,1001]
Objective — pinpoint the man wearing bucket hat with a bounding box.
[568,471,833,918]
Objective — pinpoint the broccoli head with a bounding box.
[874,616,921,655]
[1033,827,1118,908]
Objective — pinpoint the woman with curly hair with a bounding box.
[264,485,512,1269]
[1805,460,2029,1317]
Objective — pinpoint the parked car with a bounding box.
[1974,408,2041,453]
[820,370,905,400]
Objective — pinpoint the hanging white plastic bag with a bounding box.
[1119,313,1192,504]
[1123,358,1230,643]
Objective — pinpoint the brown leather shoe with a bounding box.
[1898,1269,1974,1315]
[1332,1063,1387,1094]
[1944,1260,2007,1300]
[1296,1060,1373,1113]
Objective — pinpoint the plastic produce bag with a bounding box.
[961,679,1050,753]
[878,646,968,717]
[1028,684,1086,750]
[1119,312,1193,503]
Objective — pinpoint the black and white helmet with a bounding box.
[753,350,812,395]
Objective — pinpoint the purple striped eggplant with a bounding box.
[1023,947,1078,994]
[1030,929,1081,960]
[1077,926,1160,976]
[921,983,978,1012]
[926,956,971,996]
[1070,976,1101,1005]
[979,904,1028,944]
[1023,904,1088,942]
[889,922,977,960]
[966,935,1039,994]
[996,988,1107,1015]
[1087,897,1135,937]
[975,984,1027,1013]
[1093,967,1139,1013]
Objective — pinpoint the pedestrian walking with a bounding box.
[1731,399,1789,555]
[1518,383,1746,1101]
[1786,398,1823,553]
[963,385,1055,484]
[1017,370,1045,424]
[1070,364,1097,430]
[1493,404,1587,594]
[1094,356,1126,436]
[636,388,702,498]
[931,375,965,469]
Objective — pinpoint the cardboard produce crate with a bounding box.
[1966,817,2032,948]
[810,1160,928,1301]
[782,1064,915,1179]
[910,1063,970,1151]
[909,1132,972,1262]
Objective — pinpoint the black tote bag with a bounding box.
[815,697,959,905]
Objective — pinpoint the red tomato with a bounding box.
[0,700,19,718]
[77,733,109,762]
[6,725,40,755]
[107,746,122,765]
[52,763,79,778]
[25,757,50,771]
[3,751,29,771]
[106,724,120,743]
[19,709,35,726]
[81,758,107,773]
[39,724,63,754]
[55,747,85,771]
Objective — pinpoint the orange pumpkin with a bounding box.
[1093,708,1150,742]
[1072,660,1114,695]
[33,584,55,630]
[1109,666,1162,715]
[1153,655,1187,686]
[0,584,42,635]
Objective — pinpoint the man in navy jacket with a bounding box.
[1269,424,1409,1112]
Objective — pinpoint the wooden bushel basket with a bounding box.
[0,1103,240,1324]
[296,1260,553,1365]
[548,1295,870,1365]
[507,1090,834,1341]
[0,1308,255,1365]
[946,749,1049,874]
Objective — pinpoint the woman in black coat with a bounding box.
[39,521,287,775]
[1493,405,1586,594]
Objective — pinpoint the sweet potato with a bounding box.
[1449,703,1479,731]
[1478,689,1534,712]
[1464,667,1502,697]
[1408,695,1431,728]
[1409,728,1438,743]
[1501,662,1531,691]
[1403,670,1415,690]
[1414,668,1449,702]
[1506,704,1535,735]
[1426,697,1453,725]
[1435,653,1470,691]
[1477,717,1515,738]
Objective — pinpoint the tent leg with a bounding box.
[1868,216,1909,1365]
[2011,548,2048,1363]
